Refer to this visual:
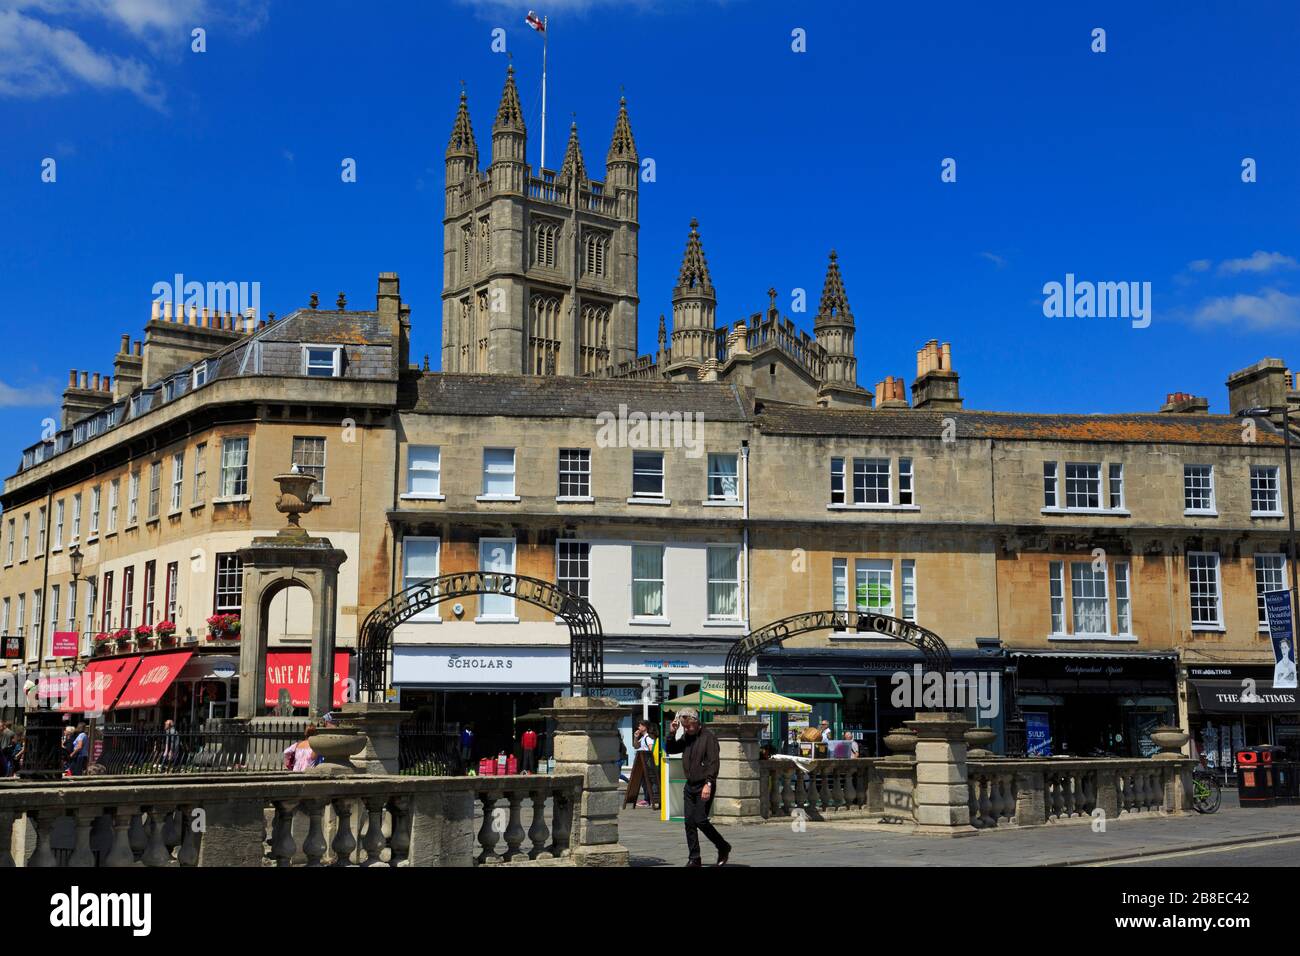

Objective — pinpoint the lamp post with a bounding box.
[66,543,98,659]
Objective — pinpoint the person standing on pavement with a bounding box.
[665,708,731,867]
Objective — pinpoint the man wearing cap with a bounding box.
[666,707,732,867]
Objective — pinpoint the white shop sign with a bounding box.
[602,651,750,678]
[393,646,569,686]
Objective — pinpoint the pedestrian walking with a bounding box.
[665,708,731,867]
[633,720,658,808]
[67,722,90,776]
[161,719,184,768]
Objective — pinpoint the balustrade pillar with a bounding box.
[905,712,976,836]
[542,697,629,866]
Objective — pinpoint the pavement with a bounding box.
[617,791,1300,867]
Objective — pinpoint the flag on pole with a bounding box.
[526,10,545,33]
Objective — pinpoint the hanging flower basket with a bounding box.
[93,632,112,655]
[111,628,132,650]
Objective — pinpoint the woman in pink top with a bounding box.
[283,723,320,772]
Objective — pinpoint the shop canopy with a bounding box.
[1192,680,1299,714]
[114,651,193,710]
[56,656,142,714]
[663,687,812,714]
[265,650,351,708]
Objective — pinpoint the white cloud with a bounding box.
[0,9,165,107]
[1187,259,1211,272]
[1191,288,1300,331]
[0,1,268,109]
[0,381,60,408]
[978,251,1006,268]
[1218,250,1298,276]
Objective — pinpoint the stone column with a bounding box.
[340,701,411,774]
[1164,759,1194,813]
[709,714,765,823]
[905,711,976,836]
[542,696,629,866]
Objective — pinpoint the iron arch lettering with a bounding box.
[357,572,604,701]
[723,610,952,716]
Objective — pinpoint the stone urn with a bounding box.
[1149,725,1190,760]
[305,726,366,776]
[964,726,997,758]
[273,471,318,537]
[882,726,917,758]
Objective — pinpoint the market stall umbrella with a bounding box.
[662,688,811,713]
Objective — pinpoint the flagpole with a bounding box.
[540,16,548,171]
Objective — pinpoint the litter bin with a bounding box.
[1262,747,1298,805]
[1236,748,1276,807]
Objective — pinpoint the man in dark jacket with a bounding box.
[666,708,732,866]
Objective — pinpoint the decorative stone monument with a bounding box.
[236,472,347,720]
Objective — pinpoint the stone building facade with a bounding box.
[1,69,1296,768]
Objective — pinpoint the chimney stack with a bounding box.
[1160,391,1210,414]
[1226,358,1292,416]
[911,339,963,410]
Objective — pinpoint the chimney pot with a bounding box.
[102,375,111,391]
[120,334,130,354]
[151,300,161,322]
[188,303,198,325]
[79,371,88,389]
[133,340,142,356]
[68,369,77,387]
[91,373,100,390]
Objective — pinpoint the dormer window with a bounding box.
[192,363,209,388]
[302,346,342,377]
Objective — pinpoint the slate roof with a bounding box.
[401,373,753,420]
[755,403,1285,446]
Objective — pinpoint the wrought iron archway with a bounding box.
[357,572,604,701]
[723,610,952,715]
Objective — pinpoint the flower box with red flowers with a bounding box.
[206,613,241,641]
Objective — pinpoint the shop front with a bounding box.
[759,644,1008,756]
[1185,664,1300,771]
[1010,650,1179,758]
[392,645,569,764]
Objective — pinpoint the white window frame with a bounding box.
[148,461,161,519]
[832,557,848,612]
[108,479,120,532]
[1187,551,1223,630]
[630,543,667,623]
[291,436,328,500]
[405,445,443,499]
[20,513,29,561]
[70,493,81,542]
[1250,465,1283,517]
[898,458,915,507]
[705,545,742,622]
[1114,561,1132,636]
[1183,464,1216,515]
[1068,560,1110,637]
[1254,553,1289,631]
[558,448,592,501]
[36,507,45,555]
[5,518,13,564]
[1107,463,1124,511]
[219,437,249,499]
[301,345,343,378]
[830,458,845,505]
[631,451,665,500]
[479,448,518,501]
[402,536,441,622]
[89,486,100,537]
[852,458,891,506]
[854,559,894,617]
[193,443,207,505]
[556,539,591,615]
[706,453,740,503]
[192,363,209,389]
[901,559,917,622]
[127,471,139,525]
[170,451,184,512]
[1049,561,1065,634]
[477,537,517,621]
[53,499,64,551]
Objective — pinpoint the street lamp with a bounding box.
[1242,406,1300,644]
[66,543,98,657]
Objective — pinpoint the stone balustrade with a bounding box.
[0,771,584,868]
[967,758,1194,829]
[760,758,876,819]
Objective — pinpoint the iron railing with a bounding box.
[398,722,464,776]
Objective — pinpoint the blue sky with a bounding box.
[1,0,1299,458]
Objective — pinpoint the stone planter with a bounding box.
[306,727,366,776]
[882,726,917,757]
[964,726,996,758]
[1150,725,1189,760]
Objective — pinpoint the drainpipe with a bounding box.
[38,483,53,666]
[741,440,750,630]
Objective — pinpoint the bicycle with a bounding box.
[1192,768,1222,814]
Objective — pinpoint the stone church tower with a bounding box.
[440,67,640,375]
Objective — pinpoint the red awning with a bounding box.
[265,651,350,708]
[114,651,194,709]
[57,657,142,714]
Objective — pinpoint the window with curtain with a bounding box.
[479,539,516,618]
[707,546,740,620]
[482,448,516,496]
[632,451,664,497]
[291,437,326,497]
[1069,562,1109,634]
[707,453,739,501]
[403,537,441,621]
[632,545,664,618]
[220,438,249,497]
[407,445,441,495]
